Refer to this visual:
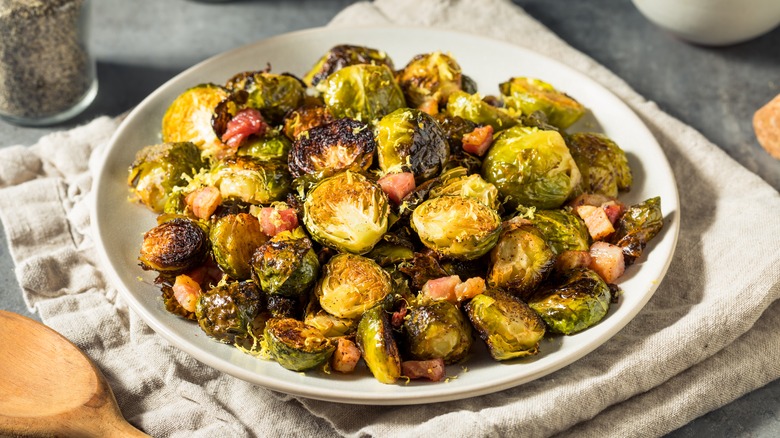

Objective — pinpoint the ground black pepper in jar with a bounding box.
[0,0,97,125]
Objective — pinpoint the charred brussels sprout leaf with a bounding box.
[288,118,375,178]
[237,132,291,162]
[396,52,463,109]
[445,90,519,132]
[315,253,392,320]
[429,166,500,210]
[375,108,449,181]
[263,317,335,371]
[162,83,231,157]
[210,213,268,280]
[398,250,450,291]
[204,157,291,205]
[283,104,334,140]
[529,209,591,254]
[251,229,319,298]
[499,77,586,130]
[357,305,402,384]
[304,298,358,338]
[128,142,204,213]
[404,300,472,364]
[196,281,264,345]
[303,44,394,87]
[482,125,581,209]
[139,217,209,275]
[226,72,305,124]
[303,171,389,254]
[567,132,632,197]
[487,220,555,299]
[528,268,611,335]
[411,195,501,260]
[611,197,664,265]
[465,288,546,360]
[319,64,406,122]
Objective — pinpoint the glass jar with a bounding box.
[0,0,97,126]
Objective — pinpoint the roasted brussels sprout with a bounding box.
[303,44,394,87]
[433,114,477,150]
[529,208,591,254]
[411,195,501,260]
[482,125,582,209]
[315,253,392,320]
[210,212,268,280]
[487,219,555,299]
[263,317,335,371]
[527,268,611,335]
[288,118,375,178]
[196,280,264,345]
[465,288,546,361]
[237,132,291,162]
[356,305,402,384]
[128,142,204,213]
[161,83,231,157]
[251,228,319,298]
[396,52,463,109]
[428,166,500,210]
[303,171,389,254]
[139,217,209,274]
[282,104,334,140]
[567,132,632,197]
[319,64,406,122]
[203,156,291,205]
[404,300,472,364]
[375,108,449,181]
[445,91,518,132]
[499,77,586,130]
[364,232,416,267]
[611,197,664,265]
[226,71,305,124]
[303,298,358,338]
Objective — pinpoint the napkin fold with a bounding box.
[1,1,779,437]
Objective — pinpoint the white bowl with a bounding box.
[632,0,780,45]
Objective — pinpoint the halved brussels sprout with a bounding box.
[315,253,392,320]
[210,213,268,280]
[356,305,401,384]
[611,197,664,265]
[319,64,406,122]
[263,317,335,371]
[303,44,394,87]
[288,118,376,178]
[161,83,231,157]
[487,219,555,299]
[304,298,358,338]
[404,300,472,364]
[396,52,463,109]
[529,208,591,254]
[251,228,319,298]
[303,171,389,254]
[375,108,449,181]
[428,166,500,210]
[237,132,291,162]
[445,90,518,132]
[196,280,264,345]
[282,103,334,140]
[499,77,586,130]
[128,142,204,214]
[411,195,501,260]
[482,125,581,209]
[139,217,209,275]
[567,132,632,197]
[225,71,305,124]
[203,156,291,205]
[465,288,546,361]
[527,268,611,335]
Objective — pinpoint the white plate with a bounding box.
[91,26,680,405]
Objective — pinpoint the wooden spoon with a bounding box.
[0,310,149,437]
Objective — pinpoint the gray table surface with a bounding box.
[1,0,778,436]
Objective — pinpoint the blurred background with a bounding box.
[1,0,778,436]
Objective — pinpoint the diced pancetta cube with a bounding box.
[377,172,416,205]
[589,241,625,283]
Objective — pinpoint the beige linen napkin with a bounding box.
[1,0,779,436]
